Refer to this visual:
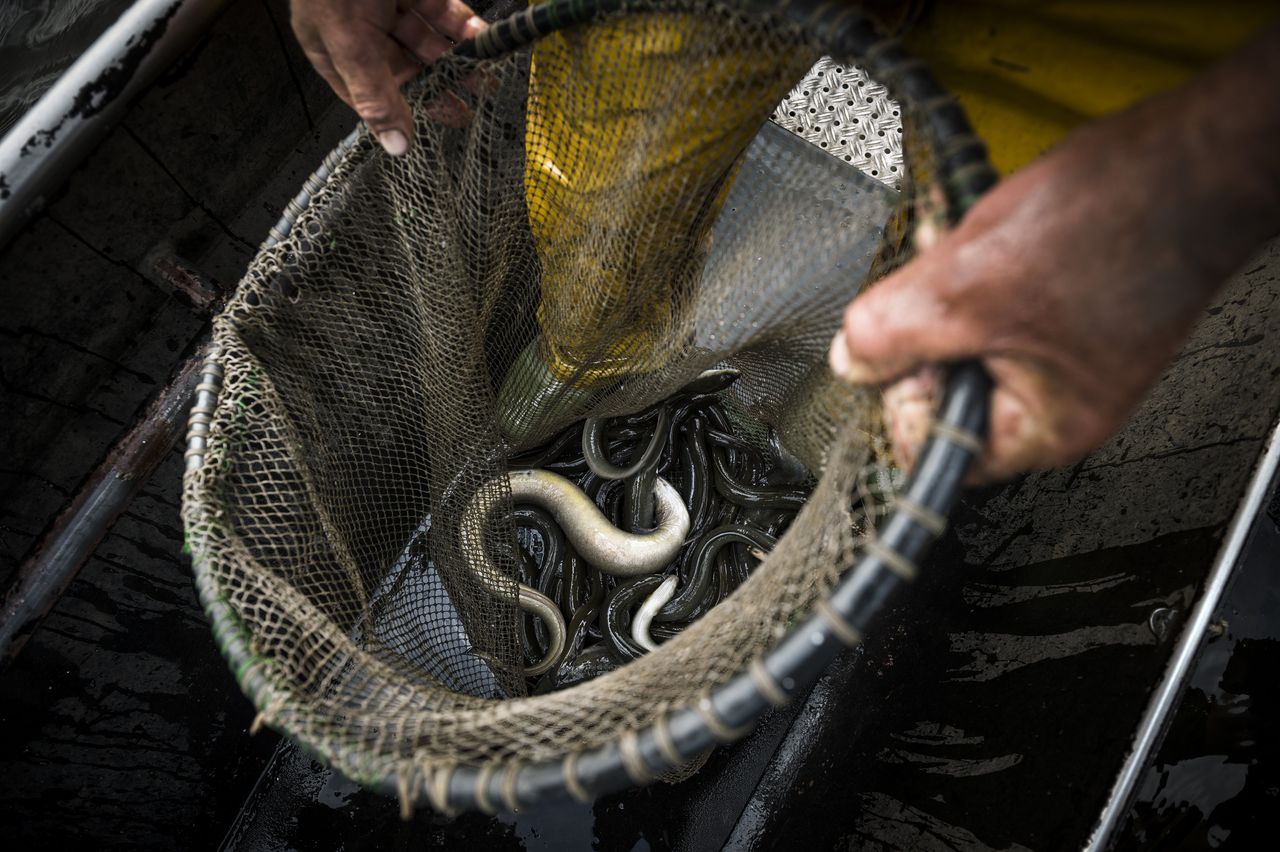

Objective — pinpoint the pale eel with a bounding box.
[517,586,567,677]
[631,574,678,652]
[504,469,689,577]
[459,486,567,678]
[460,469,691,674]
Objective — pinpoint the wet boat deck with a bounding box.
[1,1,1278,848]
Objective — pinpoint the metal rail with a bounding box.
[1084,411,1280,850]
[0,0,230,250]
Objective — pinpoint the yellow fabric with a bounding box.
[524,9,814,381]
[522,1,1273,382]
[905,0,1274,173]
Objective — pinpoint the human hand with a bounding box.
[290,0,486,155]
[829,93,1265,482]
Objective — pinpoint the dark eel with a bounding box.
[583,406,670,480]
[657,524,778,622]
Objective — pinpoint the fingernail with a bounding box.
[828,331,851,377]
[378,129,409,157]
[844,358,877,384]
[828,331,876,384]
[467,15,487,34]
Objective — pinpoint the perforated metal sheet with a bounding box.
[699,121,893,349]
[771,57,904,190]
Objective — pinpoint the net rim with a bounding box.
[180,0,997,813]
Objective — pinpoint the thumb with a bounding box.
[328,35,415,156]
[830,251,981,385]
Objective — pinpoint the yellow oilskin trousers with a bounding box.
[523,7,817,384]
[905,0,1274,175]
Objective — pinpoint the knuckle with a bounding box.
[352,98,396,125]
[329,29,382,65]
[841,298,864,331]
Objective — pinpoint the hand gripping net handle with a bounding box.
[187,0,998,813]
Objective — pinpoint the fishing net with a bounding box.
[182,0,994,812]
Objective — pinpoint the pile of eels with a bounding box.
[468,369,815,693]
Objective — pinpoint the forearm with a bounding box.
[1118,20,1280,289]
[984,19,1280,356]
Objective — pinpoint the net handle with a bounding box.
[383,1,999,812]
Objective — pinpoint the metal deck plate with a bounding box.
[771,57,905,191]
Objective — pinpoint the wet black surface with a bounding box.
[2,1,1280,849]
[0,450,279,847]
[1115,464,1280,851]
[0,1,343,848]
[738,519,1223,851]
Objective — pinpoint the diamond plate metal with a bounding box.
[771,57,905,190]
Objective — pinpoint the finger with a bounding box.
[392,10,454,64]
[327,31,416,155]
[301,46,354,107]
[461,65,500,98]
[878,362,1048,486]
[965,382,1057,484]
[388,44,424,85]
[393,54,425,87]
[870,339,1076,486]
[881,366,1028,486]
[912,184,950,252]
[830,248,987,385]
[879,367,940,473]
[962,354,1108,484]
[413,0,486,41]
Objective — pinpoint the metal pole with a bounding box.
[1083,415,1280,851]
[0,253,225,667]
[0,0,231,251]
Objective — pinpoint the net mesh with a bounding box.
[183,0,933,788]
